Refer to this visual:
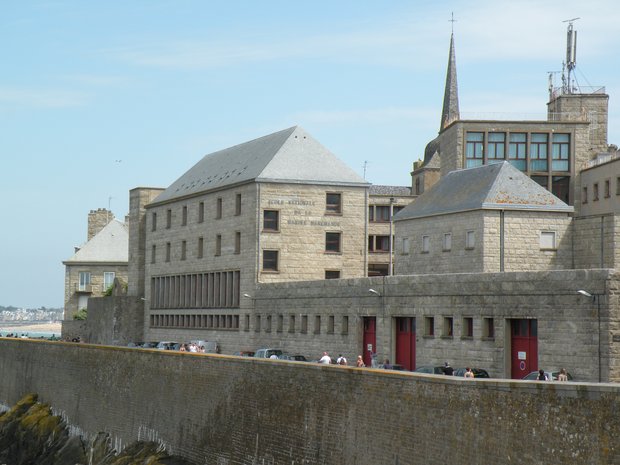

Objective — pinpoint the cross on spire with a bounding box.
[449,12,457,33]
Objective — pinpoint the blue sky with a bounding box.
[1,0,619,308]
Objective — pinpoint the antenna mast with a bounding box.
[562,17,580,94]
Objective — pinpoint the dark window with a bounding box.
[582,186,588,204]
[375,206,390,222]
[263,210,279,231]
[215,235,221,256]
[151,245,156,264]
[594,183,599,201]
[326,193,342,214]
[181,240,187,260]
[463,317,473,338]
[325,270,340,279]
[166,209,172,229]
[216,198,222,219]
[263,250,279,271]
[368,206,374,222]
[325,232,341,253]
[198,237,204,258]
[425,317,434,336]
[152,212,157,231]
[235,194,242,216]
[234,232,241,254]
[465,132,484,168]
[552,176,570,204]
[368,264,388,276]
[165,242,171,262]
[182,206,188,226]
[369,235,389,252]
[198,202,205,223]
[604,180,610,198]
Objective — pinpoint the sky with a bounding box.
[1,0,619,309]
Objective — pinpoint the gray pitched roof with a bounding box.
[152,126,369,204]
[369,185,413,196]
[63,220,128,264]
[394,162,574,221]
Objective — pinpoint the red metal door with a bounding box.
[362,317,376,367]
[510,319,538,379]
[395,317,416,370]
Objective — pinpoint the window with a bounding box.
[508,133,527,170]
[368,205,374,222]
[78,272,91,292]
[215,235,222,256]
[165,242,171,262]
[263,210,279,232]
[582,187,588,204]
[375,206,390,222]
[235,193,242,216]
[326,193,342,214]
[415,177,421,195]
[551,133,570,171]
[151,212,157,231]
[151,245,156,264]
[328,315,335,333]
[465,132,484,168]
[368,235,389,252]
[301,315,308,333]
[463,317,473,338]
[325,232,341,253]
[198,237,204,258]
[182,206,188,226]
[393,205,404,215]
[265,315,272,332]
[368,264,389,276]
[198,202,205,223]
[466,231,475,249]
[341,316,349,335]
[181,240,187,260]
[289,314,296,333]
[255,315,261,333]
[483,317,495,339]
[530,133,548,171]
[421,235,430,253]
[244,314,250,331]
[424,316,434,336]
[166,209,172,229]
[605,180,611,198]
[487,132,505,163]
[443,233,452,252]
[402,237,410,254]
[314,315,321,334]
[540,231,556,250]
[277,314,283,332]
[443,317,453,337]
[593,183,599,201]
[325,270,340,279]
[234,232,241,254]
[216,198,222,219]
[552,176,570,204]
[263,250,279,271]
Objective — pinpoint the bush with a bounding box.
[73,308,87,320]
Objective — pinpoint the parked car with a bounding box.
[254,348,283,359]
[232,351,255,357]
[453,368,491,378]
[413,366,446,375]
[523,370,573,381]
[156,341,182,350]
[278,354,308,362]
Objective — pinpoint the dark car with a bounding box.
[413,366,446,375]
[453,368,491,378]
[523,370,573,381]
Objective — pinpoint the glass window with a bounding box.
[181,240,187,260]
[484,318,495,339]
[594,183,599,201]
[151,212,157,231]
[530,133,548,171]
[326,193,342,214]
[552,176,570,204]
[182,206,188,226]
[443,317,453,337]
[325,232,341,253]
[374,235,390,252]
[198,202,205,223]
[198,237,204,258]
[215,235,221,256]
[463,317,473,338]
[235,194,242,216]
[375,206,390,222]
[465,132,484,168]
[582,187,588,204]
[368,206,374,222]
[234,232,241,254]
[263,250,279,271]
[342,315,349,334]
[425,316,434,336]
[551,134,570,171]
[508,133,527,171]
[166,209,172,229]
[78,271,91,291]
[487,132,505,162]
[165,242,171,262]
[263,210,279,231]
[540,231,556,250]
[605,180,610,198]
[151,245,156,263]
[325,270,340,279]
[216,198,222,219]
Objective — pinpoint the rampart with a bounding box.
[0,339,618,464]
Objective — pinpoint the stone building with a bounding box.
[62,209,128,319]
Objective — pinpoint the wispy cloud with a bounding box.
[0,87,88,108]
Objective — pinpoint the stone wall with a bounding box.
[0,339,618,465]
[573,215,619,269]
[87,208,114,241]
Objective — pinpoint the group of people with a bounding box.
[318,352,366,367]
[179,342,206,353]
[537,368,569,381]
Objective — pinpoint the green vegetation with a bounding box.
[73,308,88,320]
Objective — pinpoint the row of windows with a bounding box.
[76,271,115,292]
[248,314,349,334]
[465,131,570,172]
[151,233,242,263]
[423,316,495,339]
[368,205,404,222]
[153,193,344,232]
[150,271,240,309]
[582,176,620,203]
[150,313,240,330]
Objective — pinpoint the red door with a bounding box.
[510,319,538,379]
[395,317,416,370]
[362,317,376,367]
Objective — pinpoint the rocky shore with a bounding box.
[0,394,194,465]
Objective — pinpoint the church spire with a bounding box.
[440,32,460,130]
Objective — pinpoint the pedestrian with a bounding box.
[336,354,347,365]
[383,358,393,369]
[443,362,454,376]
[356,355,365,367]
[319,351,331,364]
[557,368,568,381]
[464,367,475,379]
[536,369,549,381]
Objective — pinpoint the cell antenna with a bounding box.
[562,18,580,93]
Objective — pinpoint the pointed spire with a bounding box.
[440,32,460,130]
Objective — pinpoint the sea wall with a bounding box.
[0,339,618,465]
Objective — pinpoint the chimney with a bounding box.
[87,208,114,241]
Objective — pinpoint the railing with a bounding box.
[75,284,93,293]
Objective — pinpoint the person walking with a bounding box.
[557,368,568,381]
[443,362,454,376]
[336,354,348,366]
[464,367,475,379]
[356,355,365,367]
[319,352,331,364]
[536,369,549,381]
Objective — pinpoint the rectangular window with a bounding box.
[424,316,434,336]
[263,210,279,231]
[289,314,296,333]
[540,231,556,250]
[443,233,452,251]
[466,230,475,249]
[369,235,389,252]
[325,270,340,279]
[255,315,261,333]
[463,317,474,338]
[368,206,374,222]
[165,242,171,262]
[443,317,453,337]
[216,198,222,219]
[375,206,390,222]
[198,237,204,258]
[235,193,242,216]
[103,272,115,291]
[342,315,349,334]
[326,192,342,214]
[551,133,570,171]
[244,314,250,331]
[402,237,410,254]
[582,186,588,204]
[508,133,527,170]
[277,314,283,332]
[530,133,548,171]
[234,231,241,254]
[487,132,505,162]
[594,183,599,201]
[181,240,187,260]
[328,315,335,333]
[182,206,188,226]
[166,209,172,229]
[152,212,157,231]
[151,244,156,263]
[314,315,321,334]
[301,315,308,333]
[465,132,484,168]
[265,315,272,332]
[198,202,205,223]
[325,232,341,253]
[483,317,495,339]
[422,235,430,253]
[604,180,610,198]
[263,250,279,272]
[215,235,222,256]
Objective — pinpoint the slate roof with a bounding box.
[369,185,413,196]
[394,162,574,221]
[152,126,369,204]
[63,220,128,264]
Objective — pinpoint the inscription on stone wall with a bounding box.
[268,198,340,227]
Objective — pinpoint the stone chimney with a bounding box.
[87,208,114,241]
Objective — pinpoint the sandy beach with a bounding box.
[0,322,62,333]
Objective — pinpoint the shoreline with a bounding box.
[0,322,62,333]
